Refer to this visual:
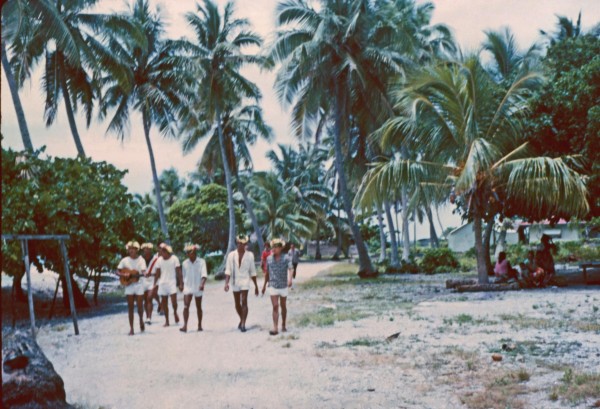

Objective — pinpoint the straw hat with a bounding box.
[270,238,285,248]
[126,241,140,250]
[236,234,249,244]
[162,244,173,254]
[184,243,200,252]
[141,243,154,250]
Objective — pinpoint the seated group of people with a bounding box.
[494,234,557,288]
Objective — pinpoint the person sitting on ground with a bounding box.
[519,250,537,287]
[535,234,557,286]
[494,251,518,283]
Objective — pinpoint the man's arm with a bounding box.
[252,276,259,296]
[262,264,269,295]
[176,266,183,291]
[224,253,231,292]
[250,253,258,296]
[288,267,293,288]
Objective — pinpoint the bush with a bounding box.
[204,254,224,275]
[419,248,460,274]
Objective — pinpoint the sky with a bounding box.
[2,0,599,239]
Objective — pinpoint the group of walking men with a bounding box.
[117,234,295,336]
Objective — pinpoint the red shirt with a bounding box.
[261,249,272,272]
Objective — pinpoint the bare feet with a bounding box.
[140,322,145,332]
[174,313,180,324]
[163,322,169,328]
[198,326,203,332]
[238,322,242,330]
[241,326,247,333]
[180,327,187,333]
[269,330,278,336]
[129,329,134,336]
[282,327,287,333]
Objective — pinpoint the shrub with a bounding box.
[419,247,460,274]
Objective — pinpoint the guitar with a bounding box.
[118,268,145,286]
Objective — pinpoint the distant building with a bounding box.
[447,219,582,253]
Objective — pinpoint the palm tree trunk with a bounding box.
[401,191,410,261]
[376,204,386,263]
[384,200,399,266]
[473,217,489,284]
[483,219,495,275]
[59,54,86,157]
[426,206,439,248]
[315,224,322,260]
[142,111,169,240]
[2,40,34,151]
[216,108,237,253]
[237,175,264,255]
[333,85,374,276]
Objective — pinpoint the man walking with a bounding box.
[141,243,159,324]
[117,241,147,336]
[262,239,293,335]
[224,234,259,332]
[289,243,301,279]
[180,244,208,333]
[155,244,182,327]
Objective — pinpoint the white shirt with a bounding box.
[117,256,147,274]
[146,254,161,277]
[182,257,208,293]
[225,250,256,287]
[157,255,181,287]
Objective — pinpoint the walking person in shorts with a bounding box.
[180,244,208,332]
[117,241,147,336]
[155,244,182,327]
[262,238,293,335]
[224,234,259,332]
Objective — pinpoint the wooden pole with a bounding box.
[48,277,61,320]
[59,240,79,335]
[20,239,36,339]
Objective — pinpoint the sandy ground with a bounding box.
[5,263,600,409]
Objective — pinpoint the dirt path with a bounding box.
[36,261,347,409]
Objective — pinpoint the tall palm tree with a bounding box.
[1,0,78,151]
[182,103,273,255]
[179,0,264,253]
[271,0,404,276]
[100,0,191,240]
[159,168,185,209]
[540,12,583,45]
[357,56,589,283]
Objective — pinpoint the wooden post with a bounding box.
[20,239,36,339]
[59,240,79,335]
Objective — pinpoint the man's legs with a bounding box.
[127,295,135,335]
[153,286,162,314]
[270,295,279,335]
[240,290,249,332]
[180,294,192,332]
[170,293,179,323]
[293,263,298,279]
[161,296,169,326]
[195,296,203,331]
[233,291,243,329]
[136,294,145,332]
[144,290,153,323]
[280,296,288,332]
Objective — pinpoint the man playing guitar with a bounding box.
[117,241,147,336]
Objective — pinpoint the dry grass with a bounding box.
[499,313,600,333]
[550,368,600,405]
[460,370,532,409]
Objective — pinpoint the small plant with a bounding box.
[419,247,460,274]
[517,368,531,382]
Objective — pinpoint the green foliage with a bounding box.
[527,34,600,217]
[419,247,460,274]
[1,147,159,277]
[167,184,235,255]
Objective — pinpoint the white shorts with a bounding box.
[124,282,144,296]
[143,277,155,292]
[232,285,249,292]
[269,287,288,297]
[183,289,204,298]
[158,282,177,296]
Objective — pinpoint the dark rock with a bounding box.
[2,330,73,409]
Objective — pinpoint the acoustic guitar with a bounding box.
[118,268,144,286]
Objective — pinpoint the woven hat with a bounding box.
[141,243,154,250]
[126,241,140,250]
[270,238,285,248]
[236,234,249,244]
[184,243,200,252]
[162,244,173,254]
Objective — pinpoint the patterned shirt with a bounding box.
[267,254,292,289]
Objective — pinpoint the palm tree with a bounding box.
[482,27,541,84]
[179,0,264,254]
[100,0,191,240]
[357,56,589,283]
[248,172,315,244]
[182,103,273,255]
[1,0,78,151]
[159,168,185,209]
[540,12,583,45]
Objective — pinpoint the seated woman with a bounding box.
[519,250,539,287]
[494,251,519,283]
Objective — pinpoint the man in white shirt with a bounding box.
[117,241,147,336]
[141,242,160,324]
[180,244,208,333]
[155,244,182,327]
[224,234,258,332]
